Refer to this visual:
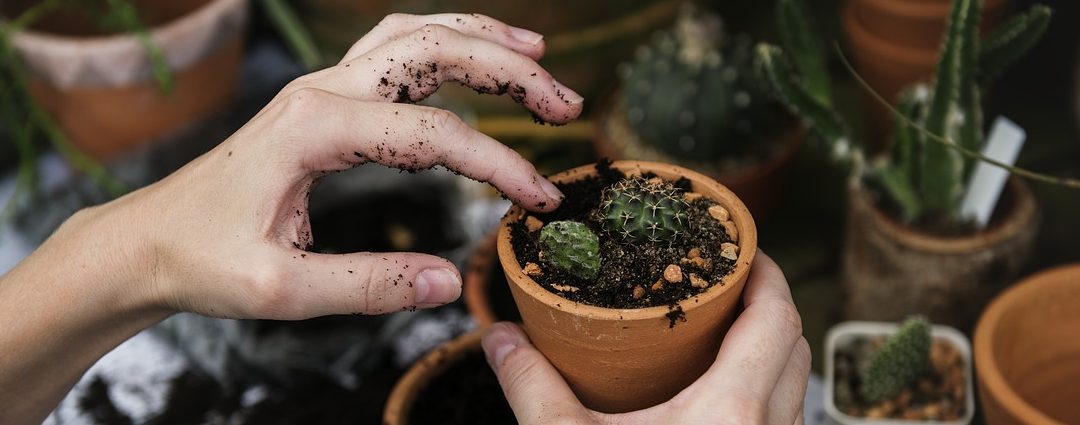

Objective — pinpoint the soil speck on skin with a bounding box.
[509,161,737,310]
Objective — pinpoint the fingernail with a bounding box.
[539,177,564,202]
[552,81,584,105]
[508,26,544,45]
[482,323,526,368]
[415,268,461,306]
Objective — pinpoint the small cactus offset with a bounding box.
[859,317,932,403]
[618,4,775,160]
[597,177,689,243]
[539,221,601,281]
[758,0,1051,225]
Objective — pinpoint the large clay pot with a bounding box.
[463,230,514,327]
[497,160,758,413]
[852,0,1006,51]
[7,0,248,161]
[594,94,805,217]
[974,264,1080,425]
[841,177,1038,329]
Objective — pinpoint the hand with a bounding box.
[481,251,811,425]
[0,13,582,424]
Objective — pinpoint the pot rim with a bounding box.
[496,160,757,321]
[383,328,486,425]
[849,176,1037,254]
[973,263,1080,425]
[823,321,975,425]
[8,0,240,44]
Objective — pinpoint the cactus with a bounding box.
[617,4,776,160]
[758,0,1050,225]
[859,317,932,403]
[539,221,601,281]
[597,177,689,243]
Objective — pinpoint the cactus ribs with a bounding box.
[508,161,737,309]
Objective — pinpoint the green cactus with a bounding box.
[758,0,1050,225]
[859,317,932,403]
[597,177,689,243]
[618,4,776,160]
[538,221,601,281]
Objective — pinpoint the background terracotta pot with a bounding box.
[975,263,1080,425]
[841,177,1038,329]
[594,94,806,217]
[8,0,249,161]
[852,0,1006,50]
[463,230,514,327]
[383,329,485,425]
[497,160,758,413]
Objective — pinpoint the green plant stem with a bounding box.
[262,0,323,71]
[10,0,64,30]
[838,44,1080,191]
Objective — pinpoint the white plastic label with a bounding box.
[959,117,1026,228]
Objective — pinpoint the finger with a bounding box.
[767,337,812,425]
[699,250,804,407]
[272,88,563,212]
[309,24,583,124]
[342,13,545,63]
[238,250,461,319]
[482,322,591,424]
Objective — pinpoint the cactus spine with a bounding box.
[539,221,601,281]
[598,177,689,243]
[859,317,932,403]
[758,0,1050,224]
[618,4,773,160]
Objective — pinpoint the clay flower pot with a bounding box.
[496,160,757,413]
[7,0,248,161]
[975,263,1080,424]
[824,321,975,424]
[594,93,805,217]
[841,177,1038,329]
[463,230,520,327]
[383,328,514,425]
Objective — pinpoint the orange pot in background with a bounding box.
[975,264,1080,425]
[8,0,249,161]
[497,160,757,413]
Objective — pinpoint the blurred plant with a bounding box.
[539,220,601,281]
[617,4,781,161]
[757,0,1073,228]
[597,176,689,243]
[859,316,931,403]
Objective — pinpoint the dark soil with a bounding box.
[78,377,133,425]
[833,336,968,421]
[509,160,737,309]
[409,351,515,425]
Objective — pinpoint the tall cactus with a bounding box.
[618,4,775,161]
[758,0,1050,225]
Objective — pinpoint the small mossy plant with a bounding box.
[757,0,1051,227]
[597,177,689,243]
[539,221,601,281]
[859,316,932,403]
[618,3,777,161]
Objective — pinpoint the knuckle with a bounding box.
[715,394,768,424]
[499,348,546,395]
[793,336,813,370]
[425,107,469,140]
[243,264,293,316]
[769,298,804,339]
[415,23,456,43]
[378,13,411,28]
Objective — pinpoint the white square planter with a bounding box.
[823,321,975,425]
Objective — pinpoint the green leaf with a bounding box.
[979,5,1051,83]
[776,0,831,106]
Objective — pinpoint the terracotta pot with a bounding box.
[594,94,805,217]
[824,321,975,425]
[852,0,1006,51]
[975,263,1080,425]
[463,230,518,327]
[841,177,1038,329]
[497,160,758,413]
[384,329,491,425]
[8,0,248,161]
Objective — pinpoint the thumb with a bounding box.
[266,251,461,318]
[482,322,591,424]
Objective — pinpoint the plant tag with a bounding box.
[959,117,1026,228]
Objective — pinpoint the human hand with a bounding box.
[481,251,811,425]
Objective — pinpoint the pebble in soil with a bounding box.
[509,160,737,310]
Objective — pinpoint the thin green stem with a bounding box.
[10,0,64,30]
[837,44,1080,190]
[261,0,323,71]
